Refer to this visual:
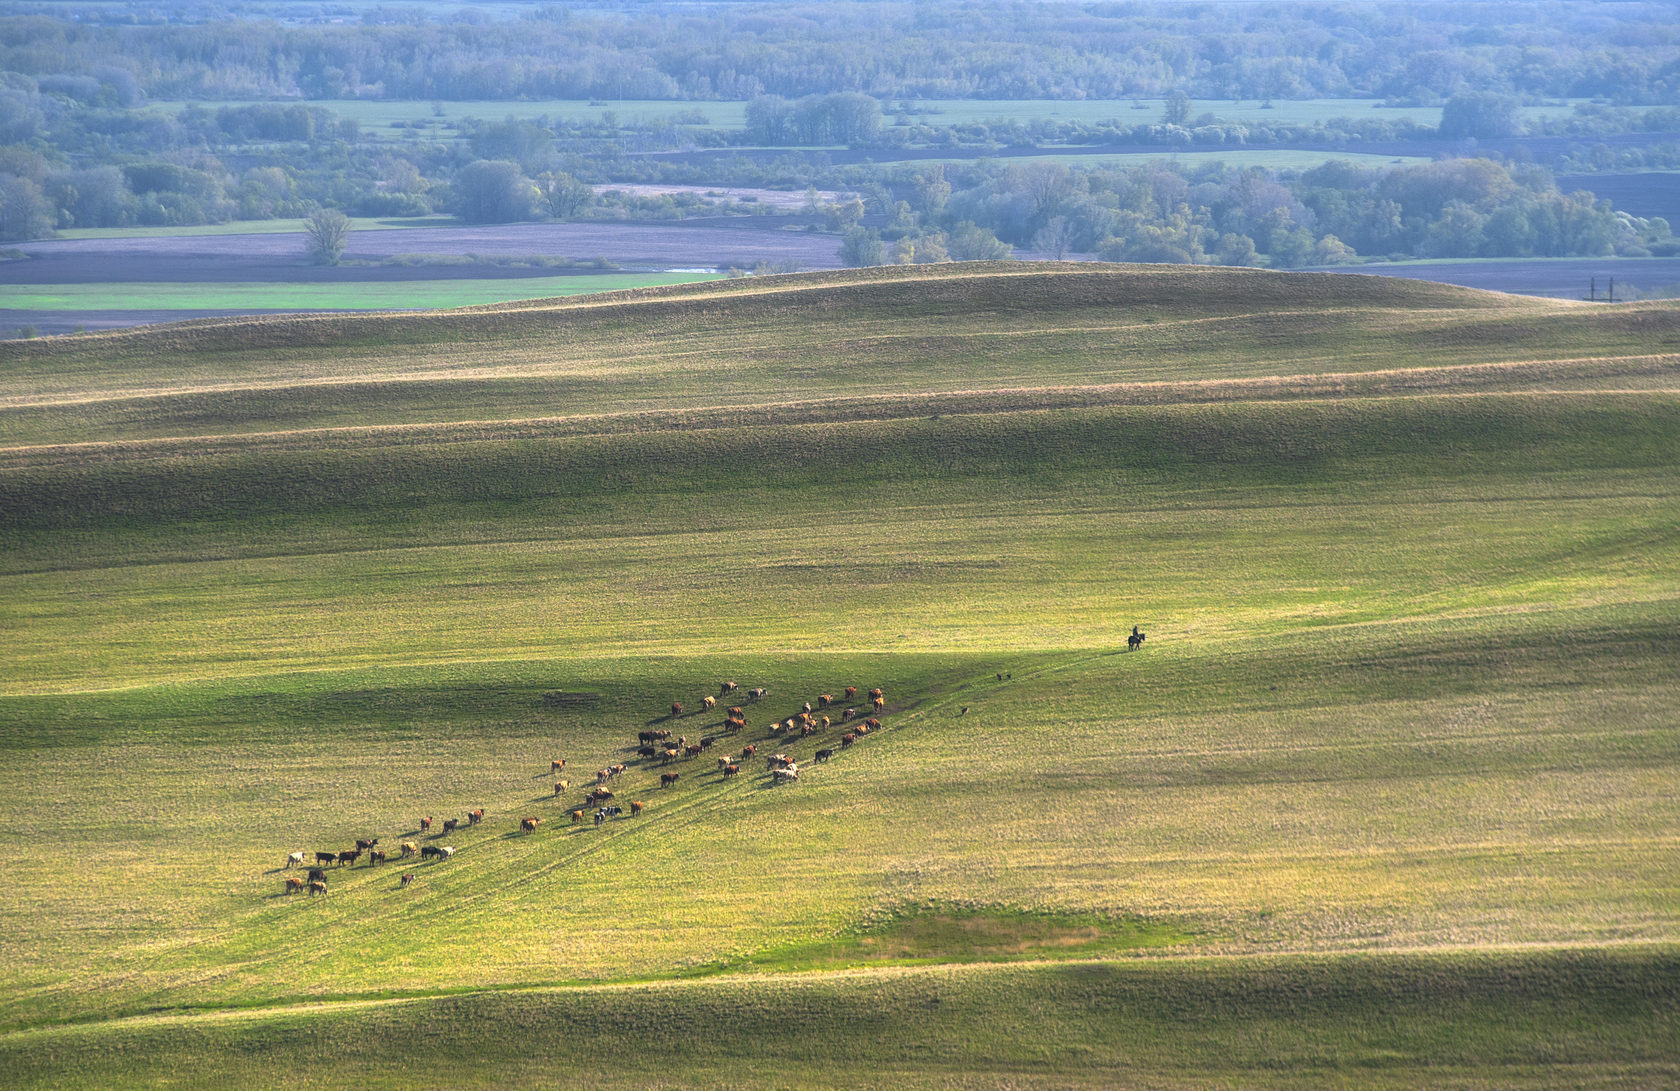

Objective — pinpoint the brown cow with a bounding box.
[819,694,832,707]
[309,880,327,896]
[571,809,584,824]
[855,723,869,736]
[597,769,611,784]
[285,877,305,894]
[873,695,886,711]
[468,809,484,825]
[555,779,570,795]
[720,681,739,695]
[631,800,644,815]
[685,743,703,758]
[741,744,757,758]
[728,706,744,719]
[420,816,432,832]
[401,873,415,887]
[337,849,361,867]
[723,764,739,777]
[442,818,459,834]
[843,707,857,721]
[845,686,858,700]
[842,733,856,747]
[400,841,418,857]
[369,850,387,864]
[671,702,683,717]
[663,748,681,762]
[552,759,566,773]
[521,817,540,833]
[868,688,883,700]
[356,838,379,851]
[866,718,882,730]
[661,772,679,788]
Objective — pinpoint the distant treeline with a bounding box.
[2,2,1676,103]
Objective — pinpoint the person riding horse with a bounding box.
[1127,625,1146,651]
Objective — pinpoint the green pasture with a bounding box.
[929,149,1427,170]
[0,271,725,315]
[0,267,1676,1085]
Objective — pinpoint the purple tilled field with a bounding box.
[9,219,845,286]
[1315,257,1680,300]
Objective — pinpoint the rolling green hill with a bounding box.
[1,265,1676,1087]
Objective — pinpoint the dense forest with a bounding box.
[0,1,1674,268]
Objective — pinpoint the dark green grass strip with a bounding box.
[0,947,1673,1089]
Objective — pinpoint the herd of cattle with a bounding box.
[280,680,887,897]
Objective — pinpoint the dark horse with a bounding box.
[1127,625,1146,651]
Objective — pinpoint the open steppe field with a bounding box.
[1,264,1677,1087]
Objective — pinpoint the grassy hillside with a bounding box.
[0,265,1676,1086]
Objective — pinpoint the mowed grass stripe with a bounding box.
[3,354,1677,454]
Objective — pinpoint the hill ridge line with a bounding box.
[3,355,1674,467]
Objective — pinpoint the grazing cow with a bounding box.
[401,842,418,858]
[843,707,857,721]
[661,772,679,788]
[685,744,703,758]
[468,809,484,826]
[662,748,680,763]
[420,816,432,832]
[604,805,622,819]
[401,873,415,887]
[855,723,868,736]
[717,755,733,770]
[671,702,683,718]
[421,845,445,860]
[597,768,610,784]
[700,736,717,750]
[611,763,626,776]
[653,729,671,741]
[307,868,326,884]
[741,745,757,758]
[772,767,800,783]
[571,810,584,825]
[866,718,881,730]
[369,850,387,864]
[552,759,566,773]
[356,838,379,852]
[703,695,717,710]
[723,764,739,777]
[287,851,304,868]
[821,715,831,729]
[873,695,886,711]
[841,734,856,747]
[769,721,785,736]
[314,851,337,867]
[338,849,361,867]
[868,688,883,700]
[845,686,857,700]
[801,723,816,738]
[639,730,658,744]
[748,688,767,701]
[521,817,540,833]
[309,880,327,896]
[799,712,813,727]
[595,809,606,828]
[285,877,305,894]
[815,748,835,762]
[442,818,459,834]
[767,754,792,770]
[555,780,570,796]
[586,788,614,805]
[728,707,744,719]
[439,847,455,859]
[720,681,739,695]
[819,694,832,707]
[637,745,657,758]
[631,801,644,815]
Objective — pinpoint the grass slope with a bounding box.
[0,265,1676,1085]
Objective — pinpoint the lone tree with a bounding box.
[304,208,351,265]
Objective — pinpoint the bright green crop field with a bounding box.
[0,265,1676,1087]
[0,271,725,314]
